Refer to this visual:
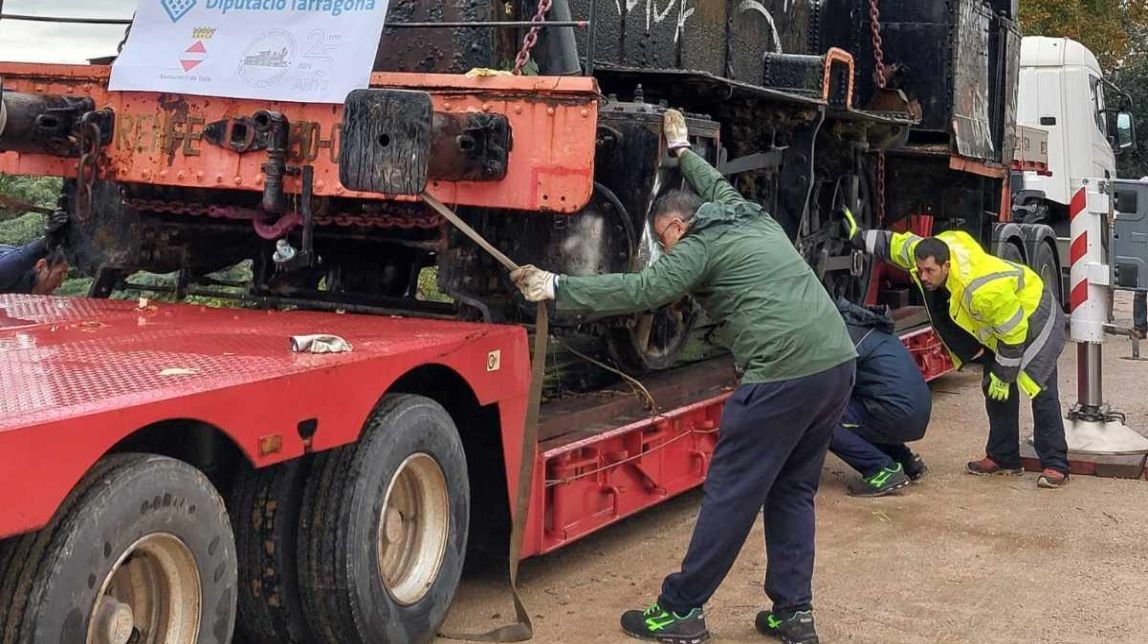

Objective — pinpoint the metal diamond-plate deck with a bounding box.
[0,295,502,431]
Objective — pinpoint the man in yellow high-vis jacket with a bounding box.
[846,213,1069,488]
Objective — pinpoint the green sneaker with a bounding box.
[847,462,911,497]
[620,603,709,643]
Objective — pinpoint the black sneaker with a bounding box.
[847,462,912,497]
[903,453,928,482]
[755,609,819,644]
[620,603,709,643]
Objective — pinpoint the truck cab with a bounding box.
[1017,36,1133,205]
[1009,36,1136,300]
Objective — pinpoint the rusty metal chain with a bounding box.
[868,0,887,226]
[868,0,886,89]
[513,0,553,75]
[124,198,443,230]
[75,120,102,225]
[875,151,886,226]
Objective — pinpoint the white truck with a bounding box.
[1007,36,1136,303]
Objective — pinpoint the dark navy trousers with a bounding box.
[658,360,855,615]
[828,400,915,477]
[983,363,1069,474]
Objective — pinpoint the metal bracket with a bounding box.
[778,110,826,241]
[815,250,866,280]
[717,149,785,176]
[273,165,316,272]
[428,112,512,183]
[1068,402,1126,425]
[204,115,278,154]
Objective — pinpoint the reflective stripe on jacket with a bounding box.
[862,229,1064,392]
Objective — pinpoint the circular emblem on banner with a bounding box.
[239,29,296,88]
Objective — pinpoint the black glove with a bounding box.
[44,208,69,250]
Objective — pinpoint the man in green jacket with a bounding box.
[511,110,856,644]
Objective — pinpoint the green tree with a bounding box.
[1019,0,1148,70]
[0,175,62,245]
[1114,54,1148,178]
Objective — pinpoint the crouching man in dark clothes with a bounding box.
[829,299,933,497]
[0,207,69,295]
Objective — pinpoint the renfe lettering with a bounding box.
[203,0,377,16]
[114,112,340,164]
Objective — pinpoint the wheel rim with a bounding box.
[631,304,691,363]
[377,453,450,606]
[87,533,201,644]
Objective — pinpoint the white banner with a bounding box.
[110,0,391,103]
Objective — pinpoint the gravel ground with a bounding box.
[440,295,1148,643]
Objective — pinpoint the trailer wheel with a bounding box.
[230,461,310,644]
[0,454,236,644]
[298,394,469,644]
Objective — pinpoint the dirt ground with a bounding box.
[440,295,1148,644]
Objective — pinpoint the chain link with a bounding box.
[868,0,886,89]
[125,198,443,230]
[75,121,102,225]
[868,0,887,226]
[513,0,553,75]
[875,151,886,226]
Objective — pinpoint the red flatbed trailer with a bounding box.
[0,292,951,643]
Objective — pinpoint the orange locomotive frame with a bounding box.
[0,63,601,214]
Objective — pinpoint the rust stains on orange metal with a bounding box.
[949,155,1008,179]
[0,64,600,213]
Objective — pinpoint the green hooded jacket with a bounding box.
[555,149,856,384]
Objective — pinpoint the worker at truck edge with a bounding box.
[512,110,857,644]
[830,298,932,497]
[0,208,69,295]
[844,213,1070,488]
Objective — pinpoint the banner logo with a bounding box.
[161,0,198,23]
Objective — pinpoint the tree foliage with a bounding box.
[0,175,62,245]
[1114,54,1148,178]
[1019,0,1148,70]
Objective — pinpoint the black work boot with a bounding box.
[755,609,819,644]
[847,462,911,497]
[620,603,710,643]
[903,453,928,482]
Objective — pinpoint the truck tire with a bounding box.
[297,394,470,644]
[230,461,310,644]
[1031,241,1062,305]
[0,453,237,644]
[1000,240,1025,264]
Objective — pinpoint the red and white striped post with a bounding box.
[1068,181,1107,408]
[1063,179,1148,456]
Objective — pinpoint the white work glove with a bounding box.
[663,109,691,156]
[510,264,557,302]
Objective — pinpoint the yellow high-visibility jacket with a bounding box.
[861,229,1064,395]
